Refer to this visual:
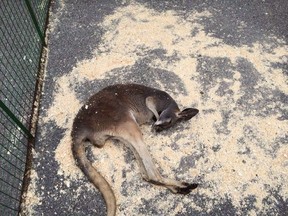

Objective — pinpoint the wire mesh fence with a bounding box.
[0,0,50,214]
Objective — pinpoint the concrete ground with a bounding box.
[22,0,287,215]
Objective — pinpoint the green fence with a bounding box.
[0,0,50,214]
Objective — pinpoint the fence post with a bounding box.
[24,0,45,45]
[0,100,33,138]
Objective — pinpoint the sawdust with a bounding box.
[29,2,287,215]
[20,151,42,216]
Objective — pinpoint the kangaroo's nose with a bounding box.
[153,124,164,132]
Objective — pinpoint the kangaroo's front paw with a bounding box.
[176,183,198,195]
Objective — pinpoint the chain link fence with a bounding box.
[0,0,50,214]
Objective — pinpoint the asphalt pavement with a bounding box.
[21,1,287,215]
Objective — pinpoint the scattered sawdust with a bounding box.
[20,151,42,216]
[27,2,287,215]
[76,53,136,80]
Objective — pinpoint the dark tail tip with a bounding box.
[177,183,198,195]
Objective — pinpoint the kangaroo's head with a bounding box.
[153,108,199,132]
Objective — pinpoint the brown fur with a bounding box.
[71,83,199,216]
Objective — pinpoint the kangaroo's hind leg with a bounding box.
[115,119,198,194]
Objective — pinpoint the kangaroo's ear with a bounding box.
[177,108,199,121]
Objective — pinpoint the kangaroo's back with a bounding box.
[72,84,178,135]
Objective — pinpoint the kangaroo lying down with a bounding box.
[72,83,199,216]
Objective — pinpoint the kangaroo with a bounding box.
[71,83,199,216]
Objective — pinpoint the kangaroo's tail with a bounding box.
[72,137,116,216]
